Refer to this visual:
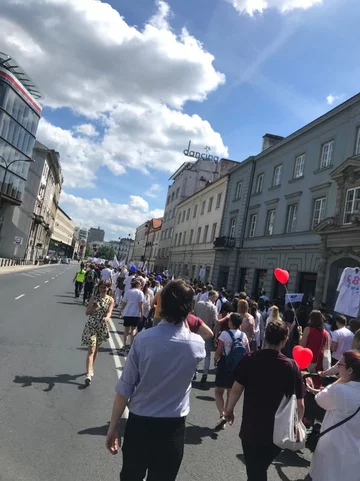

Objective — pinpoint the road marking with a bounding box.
[52,277,55,280]
[44,280,49,283]
[21,273,36,278]
[15,294,25,300]
[34,285,40,289]
[108,318,129,418]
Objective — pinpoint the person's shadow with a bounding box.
[185,422,218,445]
[78,419,127,436]
[13,373,85,392]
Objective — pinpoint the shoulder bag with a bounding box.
[273,361,307,451]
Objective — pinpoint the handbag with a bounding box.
[273,361,307,451]
[306,405,360,452]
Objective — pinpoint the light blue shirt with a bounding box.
[116,320,205,418]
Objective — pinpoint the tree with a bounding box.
[85,245,92,258]
[96,245,115,261]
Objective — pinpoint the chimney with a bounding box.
[262,134,284,152]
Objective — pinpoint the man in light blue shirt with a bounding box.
[106,279,205,481]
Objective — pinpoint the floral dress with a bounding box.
[81,295,111,347]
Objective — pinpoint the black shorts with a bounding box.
[123,316,140,328]
[215,357,235,389]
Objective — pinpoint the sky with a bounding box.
[1,0,359,240]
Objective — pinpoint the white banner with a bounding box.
[285,293,304,304]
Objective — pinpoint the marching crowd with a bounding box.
[73,261,360,481]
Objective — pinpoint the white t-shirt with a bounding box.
[332,327,354,360]
[334,267,360,317]
[143,290,154,317]
[219,329,248,355]
[101,267,113,281]
[123,288,145,318]
[124,275,135,293]
[200,292,209,302]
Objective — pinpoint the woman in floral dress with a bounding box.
[81,279,114,386]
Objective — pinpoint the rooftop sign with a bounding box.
[183,141,219,163]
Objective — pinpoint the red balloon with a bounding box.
[292,346,313,369]
[274,268,290,285]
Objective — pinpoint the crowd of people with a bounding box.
[74,261,360,481]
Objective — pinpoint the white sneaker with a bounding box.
[214,416,227,432]
[84,375,92,386]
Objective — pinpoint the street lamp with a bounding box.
[125,233,131,266]
[0,154,34,234]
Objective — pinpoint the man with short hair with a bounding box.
[101,262,113,281]
[195,290,219,383]
[83,264,96,305]
[73,266,86,298]
[200,284,214,302]
[331,315,354,365]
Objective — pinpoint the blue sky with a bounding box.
[2,0,359,239]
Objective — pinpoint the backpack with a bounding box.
[85,269,95,283]
[224,330,247,372]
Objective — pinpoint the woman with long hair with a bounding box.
[299,310,330,374]
[138,280,154,331]
[309,350,360,481]
[249,301,262,349]
[237,299,255,350]
[265,306,281,326]
[81,279,114,386]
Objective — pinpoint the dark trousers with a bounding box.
[120,413,185,481]
[242,441,281,481]
[75,281,83,297]
[83,282,94,303]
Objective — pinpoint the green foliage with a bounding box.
[96,245,115,261]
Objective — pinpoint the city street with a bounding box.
[0,265,311,481]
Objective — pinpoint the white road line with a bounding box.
[52,277,55,280]
[44,280,49,283]
[15,294,25,300]
[34,285,40,289]
[21,273,36,278]
[108,318,129,418]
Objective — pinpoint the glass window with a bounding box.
[255,173,264,193]
[294,154,305,178]
[235,181,242,199]
[193,204,198,218]
[216,193,222,208]
[229,218,236,237]
[344,187,360,224]
[265,210,275,235]
[176,187,180,198]
[171,192,175,202]
[203,225,209,243]
[169,227,173,238]
[189,229,194,244]
[286,204,298,233]
[211,223,217,241]
[196,227,202,243]
[320,140,334,169]
[183,232,186,245]
[249,214,257,238]
[186,208,190,220]
[272,165,282,186]
[164,213,167,222]
[201,200,206,215]
[174,233,178,246]
[355,128,360,155]
[208,197,213,212]
[178,233,182,245]
[312,197,326,228]
[177,213,181,224]
[181,211,185,222]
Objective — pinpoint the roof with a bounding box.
[0,52,42,100]
[57,206,72,221]
[169,161,194,181]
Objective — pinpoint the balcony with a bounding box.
[213,236,236,249]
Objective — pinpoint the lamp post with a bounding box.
[125,233,131,266]
[0,155,34,237]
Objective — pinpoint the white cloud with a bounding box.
[60,191,163,240]
[326,93,345,106]
[228,0,323,15]
[145,184,162,198]
[1,0,228,186]
[74,124,99,137]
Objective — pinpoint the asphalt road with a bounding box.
[0,264,312,481]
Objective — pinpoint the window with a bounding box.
[211,222,217,241]
[164,213,167,222]
[168,209,172,219]
[165,229,168,238]
[249,214,257,238]
[344,187,360,224]
[356,128,360,155]
[312,197,326,228]
[161,231,164,240]
[229,218,236,238]
[265,209,275,236]
[177,213,181,224]
[181,211,185,222]
[193,204,198,218]
[235,181,242,199]
[162,248,166,257]
[255,173,264,193]
[176,187,180,198]
[294,154,305,178]
[272,165,282,186]
[167,195,170,205]
[171,192,175,202]
[169,227,173,238]
[216,193,222,208]
[178,232,182,245]
[166,247,169,257]
[201,200,206,215]
[203,225,209,243]
[196,227,202,243]
[174,233,178,246]
[183,232,186,245]
[208,197,213,212]
[189,229,194,244]
[320,140,334,169]
[286,204,298,233]
[186,208,190,221]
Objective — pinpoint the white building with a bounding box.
[170,174,229,283]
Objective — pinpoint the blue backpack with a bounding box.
[225,330,247,372]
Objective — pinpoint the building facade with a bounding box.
[170,174,229,283]
[0,52,43,258]
[156,158,238,271]
[214,94,360,309]
[74,227,88,259]
[87,227,105,244]
[117,236,134,264]
[133,218,162,271]
[49,207,75,258]
[25,142,63,262]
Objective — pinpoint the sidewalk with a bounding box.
[0,263,52,275]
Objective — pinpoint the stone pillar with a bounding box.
[314,255,327,308]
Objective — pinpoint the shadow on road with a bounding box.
[185,422,218,445]
[57,301,82,306]
[192,381,215,391]
[54,295,75,298]
[196,395,215,402]
[78,418,127,436]
[13,373,86,392]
